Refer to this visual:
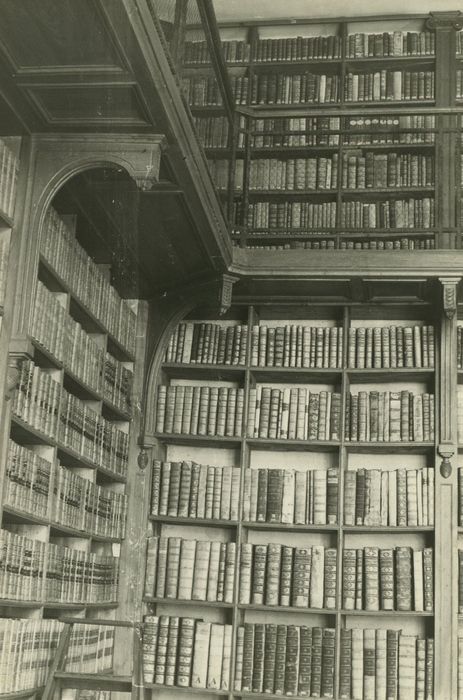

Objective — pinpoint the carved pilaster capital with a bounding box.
[219,274,239,315]
[427,11,463,30]
[439,277,461,320]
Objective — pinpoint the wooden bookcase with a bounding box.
[140,286,463,699]
[181,12,463,252]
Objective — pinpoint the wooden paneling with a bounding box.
[0,0,124,71]
[25,85,151,126]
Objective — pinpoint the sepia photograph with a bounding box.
[0,0,460,697]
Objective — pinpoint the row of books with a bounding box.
[0,528,118,604]
[249,387,342,441]
[41,207,137,356]
[184,31,435,66]
[12,360,129,477]
[345,467,435,527]
[340,628,432,699]
[341,152,434,189]
[208,158,239,190]
[242,198,435,230]
[243,467,337,525]
[0,138,18,219]
[345,391,435,443]
[184,39,250,64]
[238,624,432,698]
[238,542,336,609]
[151,461,240,521]
[241,238,436,250]
[251,324,342,369]
[252,117,340,147]
[12,360,61,438]
[183,76,248,106]
[346,31,435,57]
[155,385,244,437]
[338,197,435,229]
[249,73,340,105]
[248,155,339,191]
[5,440,127,539]
[145,536,235,603]
[192,115,237,149]
[0,619,114,693]
[236,623,335,696]
[344,70,434,102]
[251,35,342,62]
[59,388,129,477]
[243,201,337,229]
[33,282,133,412]
[225,114,435,149]
[343,546,433,612]
[164,322,248,365]
[345,116,435,145]
[142,616,232,690]
[150,460,437,528]
[347,324,434,369]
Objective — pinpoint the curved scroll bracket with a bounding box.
[438,446,454,479]
[439,277,460,320]
[219,274,239,315]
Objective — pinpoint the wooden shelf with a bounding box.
[162,362,245,380]
[153,433,242,449]
[0,599,42,608]
[250,367,342,383]
[57,443,127,483]
[243,521,338,533]
[345,441,434,454]
[341,608,433,616]
[149,515,238,529]
[2,504,50,527]
[347,367,434,382]
[144,685,229,696]
[343,525,434,532]
[10,415,56,447]
[246,437,340,452]
[145,597,233,609]
[238,603,336,614]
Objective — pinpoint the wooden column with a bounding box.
[436,276,460,698]
[428,12,463,248]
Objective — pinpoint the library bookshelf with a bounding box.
[180,12,463,252]
[0,175,140,695]
[139,292,463,699]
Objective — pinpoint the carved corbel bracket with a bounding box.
[219,274,239,315]
[438,445,455,479]
[439,277,461,320]
[137,435,156,471]
[6,352,29,401]
[427,11,463,30]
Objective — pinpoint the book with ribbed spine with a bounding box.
[252,623,265,693]
[234,626,244,691]
[221,625,232,690]
[339,628,352,699]
[252,544,267,605]
[144,537,158,597]
[351,628,364,700]
[239,543,252,604]
[280,545,293,607]
[265,543,281,606]
[365,547,380,611]
[192,541,210,600]
[155,537,168,598]
[154,615,169,684]
[324,548,337,609]
[310,545,325,608]
[142,615,159,684]
[206,541,220,602]
[423,548,433,612]
[398,635,417,699]
[178,539,196,600]
[165,617,179,685]
[165,537,181,599]
[241,623,255,692]
[177,618,195,687]
[207,624,224,690]
[310,627,323,697]
[379,548,394,611]
[298,625,312,696]
[274,624,287,695]
[263,624,277,694]
[396,546,412,611]
[292,546,311,607]
[285,625,300,695]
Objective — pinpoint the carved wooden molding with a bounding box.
[427,11,463,30]
[438,446,454,478]
[439,276,460,319]
[219,274,239,315]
